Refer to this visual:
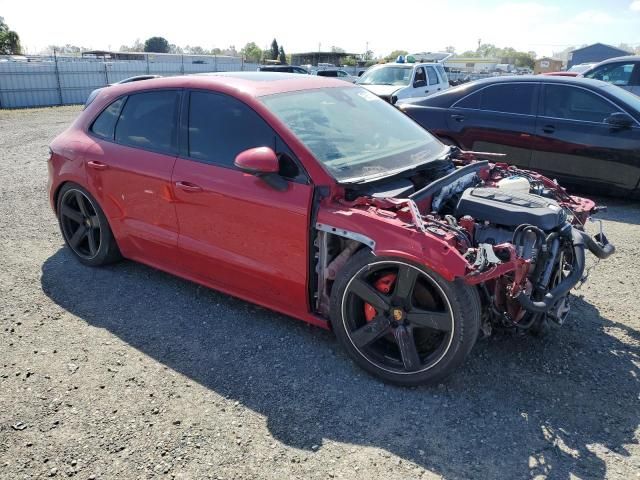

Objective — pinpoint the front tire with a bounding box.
[330,250,480,386]
[56,183,121,267]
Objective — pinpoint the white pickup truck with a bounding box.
[357,60,450,103]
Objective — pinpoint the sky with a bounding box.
[1,0,639,57]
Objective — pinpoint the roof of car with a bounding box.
[100,71,352,98]
[453,74,611,88]
[588,55,640,64]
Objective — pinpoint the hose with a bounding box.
[516,227,615,313]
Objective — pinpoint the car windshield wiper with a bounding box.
[339,147,453,185]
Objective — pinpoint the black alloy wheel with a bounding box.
[342,261,454,374]
[59,189,102,259]
[56,183,121,266]
[330,250,480,386]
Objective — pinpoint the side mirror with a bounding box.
[234,147,287,191]
[605,112,634,129]
[413,79,427,88]
[390,95,398,105]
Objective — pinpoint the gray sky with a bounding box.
[2,0,640,57]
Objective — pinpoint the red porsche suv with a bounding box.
[49,73,614,385]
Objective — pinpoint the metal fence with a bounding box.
[0,55,260,108]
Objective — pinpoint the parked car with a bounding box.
[568,63,597,74]
[314,69,357,83]
[542,71,579,77]
[581,56,640,96]
[49,73,614,385]
[84,75,162,108]
[257,65,309,74]
[398,76,640,197]
[357,61,450,103]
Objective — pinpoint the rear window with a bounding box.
[317,71,337,77]
[114,90,180,154]
[456,83,536,115]
[90,97,125,140]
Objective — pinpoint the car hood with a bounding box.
[358,84,403,97]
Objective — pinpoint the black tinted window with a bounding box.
[115,91,179,154]
[91,97,125,140]
[542,85,619,122]
[482,84,535,114]
[188,91,300,178]
[318,71,337,77]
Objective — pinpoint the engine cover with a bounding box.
[456,187,566,230]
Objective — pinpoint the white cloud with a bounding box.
[574,10,615,24]
[631,1,640,11]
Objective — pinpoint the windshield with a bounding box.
[358,65,413,86]
[568,64,594,73]
[260,87,446,183]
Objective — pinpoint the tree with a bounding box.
[241,42,262,62]
[223,45,237,56]
[384,49,408,62]
[270,38,279,60]
[168,44,183,54]
[342,55,357,66]
[144,36,170,53]
[278,46,286,64]
[330,46,345,53]
[0,17,21,55]
[444,46,456,54]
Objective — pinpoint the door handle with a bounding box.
[175,181,202,192]
[87,160,108,170]
[542,125,555,134]
[451,114,465,122]
[424,90,430,94]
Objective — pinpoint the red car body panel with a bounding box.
[48,75,368,330]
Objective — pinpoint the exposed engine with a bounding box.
[331,149,615,335]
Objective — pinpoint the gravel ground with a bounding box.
[1,106,639,480]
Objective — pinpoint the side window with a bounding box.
[188,91,304,180]
[337,71,348,77]
[479,84,536,115]
[426,66,438,85]
[455,90,482,109]
[90,97,125,140]
[115,91,179,154]
[584,62,635,86]
[414,67,426,84]
[542,85,619,122]
[436,65,448,83]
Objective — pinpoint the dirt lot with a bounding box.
[0,106,639,480]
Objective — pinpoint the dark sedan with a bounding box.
[398,76,640,198]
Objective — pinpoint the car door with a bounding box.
[171,90,313,310]
[410,67,428,98]
[84,90,181,264]
[583,61,640,95]
[425,66,446,95]
[446,82,539,168]
[531,83,640,192]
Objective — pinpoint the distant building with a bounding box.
[534,57,563,74]
[290,51,359,67]
[444,57,500,73]
[567,43,631,68]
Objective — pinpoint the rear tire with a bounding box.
[330,249,480,386]
[56,183,121,267]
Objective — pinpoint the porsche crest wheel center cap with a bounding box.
[391,308,405,322]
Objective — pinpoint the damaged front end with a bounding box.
[315,150,615,335]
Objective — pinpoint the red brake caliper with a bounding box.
[364,273,397,321]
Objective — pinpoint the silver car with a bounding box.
[581,56,640,96]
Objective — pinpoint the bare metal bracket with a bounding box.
[315,223,376,249]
